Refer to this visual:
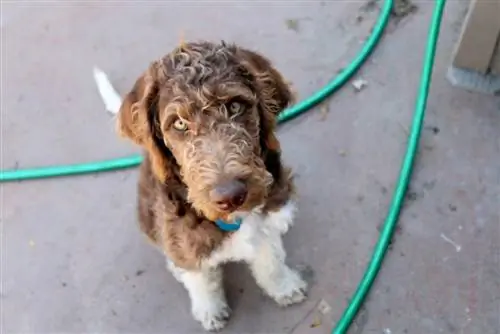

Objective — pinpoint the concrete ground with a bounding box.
[2,1,499,333]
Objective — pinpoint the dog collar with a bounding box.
[214,217,242,232]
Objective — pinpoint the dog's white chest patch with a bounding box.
[203,201,296,268]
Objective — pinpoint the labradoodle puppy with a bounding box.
[102,41,307,331]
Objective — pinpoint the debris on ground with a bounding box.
[310,314,322,328]
[317,299,332,314]
[384,329,393,334]
[357,0,379,24]
[352,78,368,92]
[392,0,417,17]
[28,240,35,247]
[339,150,347,157]
[440,233,462,252]
[425,125,440,134]
[285,18,300,32]
[360,0,379,13]
[406,190,420,201]
[319,104,329,121]
[306,299,332,329]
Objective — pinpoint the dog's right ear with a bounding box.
[116,62,173,182]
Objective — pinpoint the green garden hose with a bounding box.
[333,0,445,332]
[0,0,447,333]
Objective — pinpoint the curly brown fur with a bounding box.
[118,41,295,270]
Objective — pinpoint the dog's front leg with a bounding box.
[167,261,230,331]
[247,232,307,306]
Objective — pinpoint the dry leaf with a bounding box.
[310,314,322,328]
[285,19,300,32]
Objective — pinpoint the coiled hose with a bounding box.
[0,0,447,332]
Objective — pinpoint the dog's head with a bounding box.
[117,41,293,222]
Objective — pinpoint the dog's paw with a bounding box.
[271,270,308,307]
[192,301,231,332]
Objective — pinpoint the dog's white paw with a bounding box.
[192,300,231,332]
[270,270,308,307]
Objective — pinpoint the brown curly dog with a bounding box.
[98,41,308,331]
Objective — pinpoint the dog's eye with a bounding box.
[228,101,245,115]
[173,119,188,131]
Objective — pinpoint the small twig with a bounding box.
[440,233,461,252]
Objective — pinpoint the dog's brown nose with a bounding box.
[210,180,248,211]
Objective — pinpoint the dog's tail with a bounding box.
[93,66,122,115]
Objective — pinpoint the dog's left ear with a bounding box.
[237,48,294,179]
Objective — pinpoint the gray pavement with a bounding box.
[2,1,499,333]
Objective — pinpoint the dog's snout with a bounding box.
[210,180,248,212]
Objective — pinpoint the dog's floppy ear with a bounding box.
[237,48,294,151]
[116,67,155,144]
[237,48,294,180]
[116,62,173,182]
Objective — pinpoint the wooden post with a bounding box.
[491,38,500,75]
[452,0,500,74]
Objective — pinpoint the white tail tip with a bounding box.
[93,66,122,115]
